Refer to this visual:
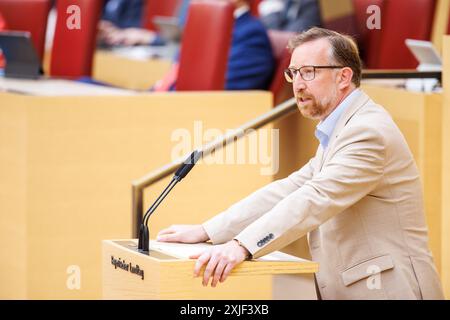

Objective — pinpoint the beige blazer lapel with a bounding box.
[318,91,371,171]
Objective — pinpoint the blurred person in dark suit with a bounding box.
[226,0,275,90]
[154,0,275,91]
[102,0,143,28]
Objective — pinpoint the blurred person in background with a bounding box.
[154,0,275,91]
[98,0,189,46]
[226,0,275,90]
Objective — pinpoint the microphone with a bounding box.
[138,150,202,253]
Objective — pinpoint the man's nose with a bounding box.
[293,75,306,92]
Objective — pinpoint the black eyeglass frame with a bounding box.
[284,65,345,82]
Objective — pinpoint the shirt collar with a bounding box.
[234,5,250,18]
[315,88,361,148]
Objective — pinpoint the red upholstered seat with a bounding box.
[353,0,436,69]
[0,11,5,69]
[322,11,359,38]
[352,0,383,41]
[0,11,6,30]
[141,0,181,31]
[176,0,234,91]
[268,30,295,105]
[0,0,51,60]
[50,0,102,77]
[250,0,261,17]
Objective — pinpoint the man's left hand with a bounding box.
[189,240,250,287]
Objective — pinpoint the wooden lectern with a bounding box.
[102,239,319,299]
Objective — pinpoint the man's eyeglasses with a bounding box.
[284,65,345,83]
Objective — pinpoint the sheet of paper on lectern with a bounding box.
[149,240,310,263]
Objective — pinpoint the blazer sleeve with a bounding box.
[202,156,316,244]
[234,125,386,258]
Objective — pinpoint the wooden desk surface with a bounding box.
[92,50,172,90]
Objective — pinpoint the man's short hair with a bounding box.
[288,27,362,87]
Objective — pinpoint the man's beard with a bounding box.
[297,88,336,120]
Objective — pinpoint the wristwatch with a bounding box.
[233,239,252,260]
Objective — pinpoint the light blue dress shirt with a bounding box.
[314,89,362,149]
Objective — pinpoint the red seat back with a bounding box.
[176,0,234,91]
[0,0,51,60]
[351,0,383,68]
[141,0,181,31]
[353,0,436,69]
[320,0,359,39]
[250,0,261,16]
[0,11,6,30]
[0,11,5,69]
[352,0,383,44]
[268,30,295,105]
[50,0,103,77]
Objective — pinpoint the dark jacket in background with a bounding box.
[103,0,143,28]
[226,11,275,90]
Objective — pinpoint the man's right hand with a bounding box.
[156,224,210,243]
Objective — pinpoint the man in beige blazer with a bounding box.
[157,27,444,299]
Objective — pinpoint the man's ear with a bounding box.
[337,67,354,89]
